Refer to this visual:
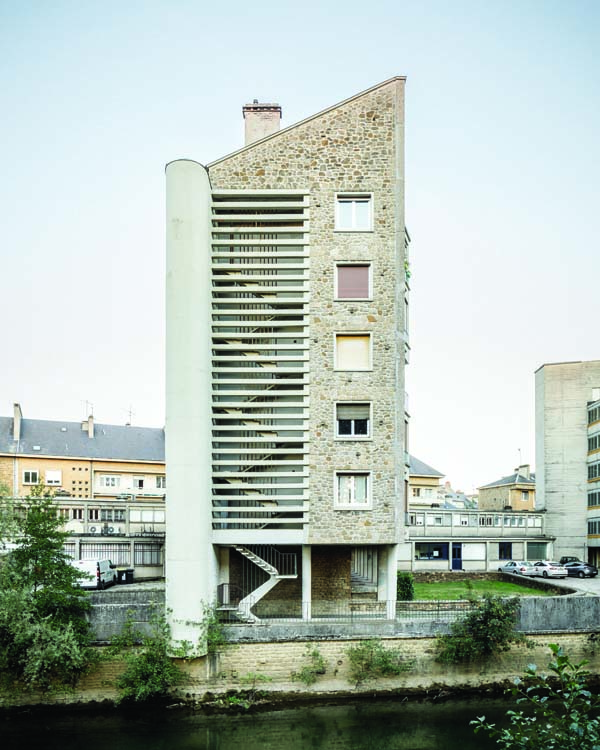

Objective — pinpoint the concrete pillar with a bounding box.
[165,159,213,653]
[386,545,398,619]
[302,546,312,620]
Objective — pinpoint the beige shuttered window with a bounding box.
[335,334,371,370]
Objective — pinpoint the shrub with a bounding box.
[346,639,411,686]
[473,644,600,749]
[396,572,415,601]
[436,593,530,664]
[291,645,326,686]
[110,613,186,704]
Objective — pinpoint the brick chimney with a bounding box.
[242,100,282,145]
[81,415,94,438]
[13,402,22,441]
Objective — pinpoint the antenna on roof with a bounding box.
[124,405,135,426]
[82,400,94,417]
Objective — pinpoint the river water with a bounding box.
[2,697,507,749]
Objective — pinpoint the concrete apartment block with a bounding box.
[535,360,600,563]
[165,78,409,648]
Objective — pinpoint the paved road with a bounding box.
[540,574,600,595]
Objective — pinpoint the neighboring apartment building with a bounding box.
[408,455,444,508]
[536,360,600,565]
[166,78,409,643]
[0,403,166,577]
[478,464,536,512]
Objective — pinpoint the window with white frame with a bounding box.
[335,264,371,299]
[88,508,100,521]
[156,475,166,489]
[412,487,421,497]
[335,194,373,231]
[130,509,165,523]
[133,477,145,489]
[335,402,371,438]
[335,334,372,370]
[72,508,83,520]
[99,475,120,488]
[23,470,39,485]
[45,470,62,485]
[521,490,529,501]
[335,472,371,508]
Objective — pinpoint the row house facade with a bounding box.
[0,403,165,578]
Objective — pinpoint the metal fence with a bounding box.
[218,598,475,624]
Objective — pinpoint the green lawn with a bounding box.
[412,579,555,600]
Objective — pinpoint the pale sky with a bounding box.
[1,0,599,493]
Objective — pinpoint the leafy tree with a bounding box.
[0,497,94,692]
[436,593,530,664]
[473,644,600,749]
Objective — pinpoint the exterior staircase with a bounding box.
[230,545,297,622]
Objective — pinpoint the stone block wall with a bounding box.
[208,79,406,546]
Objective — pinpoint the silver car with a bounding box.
[498,560,531,575]
[528,560,568,578]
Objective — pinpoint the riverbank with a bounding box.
[2,631,598,711]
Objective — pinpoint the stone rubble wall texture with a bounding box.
[8,632,596,707]
[208,79,406,545]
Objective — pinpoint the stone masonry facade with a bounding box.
[209,79,406,545]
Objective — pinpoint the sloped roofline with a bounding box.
[207,76,406,168]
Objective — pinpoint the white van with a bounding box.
[72,559,116,590]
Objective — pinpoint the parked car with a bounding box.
[559,556,582,565]
[71,559,116,590]
[498,560,531,575]
[564,561,598,578]
[528,561,568,578]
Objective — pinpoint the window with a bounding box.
[335,264,371,299]
[101,508,126,523]
[130,509,165,523]
[156,475,166,489]
[72,508,83,520]
[88,508,100,521]
[99,475,120,488]
[336,402,371,438]
[133,477,144,490]
[414,542,449,560]
[23,470,39,485]
[335,194,373,231]
[521,490,529,501]
[134,543,162,566]
[499,542,512,560]
[527,542,547,559]
[45,470,62,486]
[412,487,421,497]
[335,334,372,370]
[335,472,371,508]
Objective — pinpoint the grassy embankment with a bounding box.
[414,579,556,600]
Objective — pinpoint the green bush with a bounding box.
[291,645,326,686]
[346,639,411,686]
[473,644,600,749]
[110,613,187,704]
[436,593,530,664]
[396,572,415,601]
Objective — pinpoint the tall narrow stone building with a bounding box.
[165,78,410,647]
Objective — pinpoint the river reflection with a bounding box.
[3,698,507,750]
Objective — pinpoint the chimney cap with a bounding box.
[242,101,282,118]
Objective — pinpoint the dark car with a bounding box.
[564,561,598,578]
[559,556,582,565]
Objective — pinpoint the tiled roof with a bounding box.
[0,416,164,462]
[409,455,444,478]
[479,472,536,490]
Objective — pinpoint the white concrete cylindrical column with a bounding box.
[165,159,213,652]
[302,546,312,620]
